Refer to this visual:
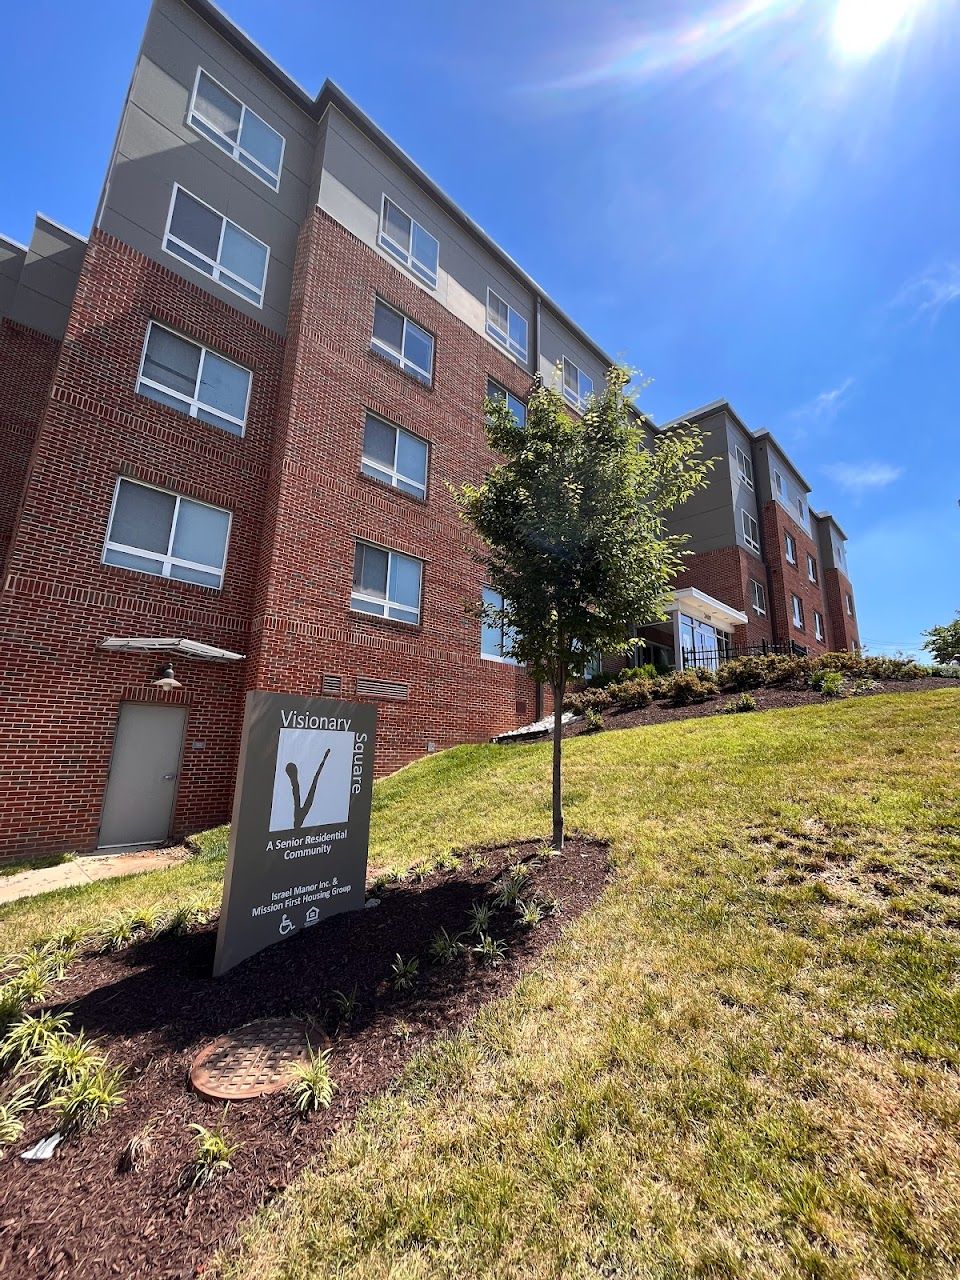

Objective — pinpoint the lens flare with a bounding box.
[831,0,925,60]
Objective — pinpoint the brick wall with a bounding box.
[674,546,775,648]
[823,566,859,651]
[759,501,833,654]
[0,320,60,571]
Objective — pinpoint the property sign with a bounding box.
[213,691,377,977]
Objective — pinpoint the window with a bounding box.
[750,579,767,615]
[807,553,818,583]
[361,412,428,499]
[378,196,439,288]
[485,288,528,362]
[785,531,797,565]
[188,68,284,190]
[480,587,517,662]
[814,610,825,641]
[846,593,855,617]
[103,478,230,589]
[797,497,805,521]
[163,185,269,307]
[562,357,594,410]
[741,510,761,553]
[486,378,526,427]
[735,444,753,488]
[351,541,422,624]
[136,322,251,437]
[791,594,805,629]
[774,469,784,496]
[371,297,434,384]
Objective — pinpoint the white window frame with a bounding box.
[814,610,825,641]
[785,531,797,565]
[485,288,528,362]
[162,184,270,308]
[735,444,754,489]
[187,66,285,191]
[480,587,518,664]
[135,321,251,437]
[791,593,805,630]
[797,496,805,521]
[360,412,429,500]
[102,476,232,590]
[562,357,594,410]
[741,509,761,553]
[846,593,854,617]
[378,195,439,288]
[807,553,818,583]
[774,469,784,497]
[750,578,766,616]
[370,297,434,385]
[486,378,526,426]
[350,540,423,626]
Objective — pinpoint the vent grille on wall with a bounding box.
[321,674,342,696]
[356,677,409,701]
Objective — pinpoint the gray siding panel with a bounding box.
[4,217,85,341]
[538,305,606,401]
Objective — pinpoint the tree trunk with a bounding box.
[551,674,564,851]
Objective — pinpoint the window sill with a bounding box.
[99,561,224,594]
[356,469,427,506]
[134,389,247,441]
[368,343,433,390]
[481,653,518,666]
[349,606,422,635]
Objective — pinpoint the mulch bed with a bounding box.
[561,676,959,738]
[0,837,610,1280]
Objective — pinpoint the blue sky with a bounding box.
[3,0,958,656]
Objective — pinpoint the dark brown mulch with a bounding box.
[562,676,960,738]
[0,837,610,1280]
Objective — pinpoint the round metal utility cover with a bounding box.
[189,1018,326,1102]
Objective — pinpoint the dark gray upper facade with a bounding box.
[0,217,87,341]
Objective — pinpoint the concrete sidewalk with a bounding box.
[0,848,187,905]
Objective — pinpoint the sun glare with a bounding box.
[831,0,924,60]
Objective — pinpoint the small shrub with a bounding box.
[28,1030,104,1102]
[717,655,770,690]
[929,663,960,679]
[563,687,613,717]
[819,671,845,698]
[0,1097,29,1150]
[515,899,545,928]
[0,1010,72,1072]
[0,983,28,1032]
[101,913,140,953]
[471,933,507,966]
[851,677,883,695]
[390,954,419,991]
[182,1118,238,1190]
[608,677,653,710]
[429,927,465,964]
[723,692,757,714]
[329,985,359,1023]
[289,1046,336,1114]
[8,962,52,1007]
[583,707,605,732]
[538,893,562,917]
[118,1120,157,1173]
[662,670,716,706]
[48,1062,125,1134]
[467,901,494,935]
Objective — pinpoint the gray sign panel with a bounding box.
[214,692,377,977]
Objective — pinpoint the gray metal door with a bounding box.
[99,702,186,848]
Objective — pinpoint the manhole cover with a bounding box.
[189,1018,327,1101]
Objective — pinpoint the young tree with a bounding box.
[458,367,711,850]
[922,612,960,664]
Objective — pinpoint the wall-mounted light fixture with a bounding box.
[152,662,183,691]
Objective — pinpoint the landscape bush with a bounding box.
[818,671,845,698]
[661,670,717,706]
[723,693,757,713]
[718,651,934,691]
[608,677,654,710]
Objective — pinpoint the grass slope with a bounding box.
[217,689,960,1280]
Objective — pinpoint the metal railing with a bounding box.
[681,640,808,670]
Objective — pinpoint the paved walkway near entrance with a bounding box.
[0,848,187,906]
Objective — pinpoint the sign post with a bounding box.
[213,691,377,977]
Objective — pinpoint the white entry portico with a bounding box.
[667,588,749,672]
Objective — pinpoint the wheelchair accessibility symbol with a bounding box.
[278,914,295,936]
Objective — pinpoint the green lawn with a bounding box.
[4,690,960,1278]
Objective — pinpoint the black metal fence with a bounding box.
[681,640,808,669]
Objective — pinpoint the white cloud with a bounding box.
[822,461,903,494]
[784,377,854,440]
[892,261,960,324]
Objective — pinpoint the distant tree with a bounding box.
[922,612,960,665]
[458,367,711,850]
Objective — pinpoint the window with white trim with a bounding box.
[741,509,761,553]
[103,478,230,589]
[163,185,269,307]
[807,553,818,583]
[735,444,753,488]
[378,196,439,288]
[486,378,526,427]
[371,297,434,384]
[361,412,428,499]
[797,496,805,521]
[136,322,251,437]
[791,593,805,629]
[814,610,825,641]
[846,592,855,617]
[785,531,797,564]
[188,68,285,190]
[562,357,594,410]
[480,587,517,662]
[774,469,784,496]
[351,541,423,625]
[751,578,767,615]
[485,288,528,362]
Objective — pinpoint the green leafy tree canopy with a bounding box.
[458,366,712,847]
[922,612,960,664]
